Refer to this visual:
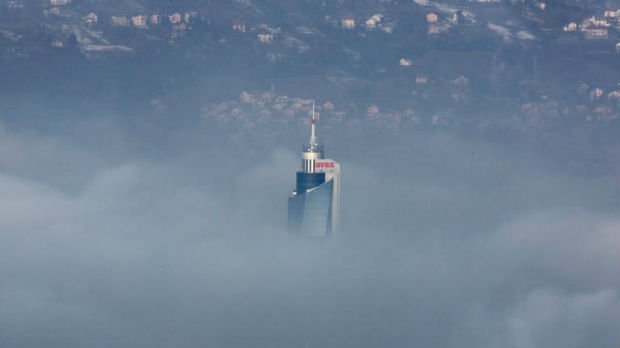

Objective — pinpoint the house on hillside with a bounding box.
[233,20,247,32]
[590,88,604,101]
[399,58,413,66]
[426,13,437,23]
[111,16,129,26]
[169,13,182,24]
[581,16,610,30]
[83,12,97,25]
[608,90,620,99]
[563,22,577,31]
[257,33,273,43]
[585,28,608,39]
[131,15,147,28]
[365,13,383,30]
[342,16,355,29]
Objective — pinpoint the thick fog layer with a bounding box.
[0,119,617,347]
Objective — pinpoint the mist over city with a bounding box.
[0,0,618,347]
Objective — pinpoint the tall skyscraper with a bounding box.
[288,102,341,236]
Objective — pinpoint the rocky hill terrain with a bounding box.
[0,0,618,174]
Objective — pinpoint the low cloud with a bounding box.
[413,0,430,6]
[516,30,536,40]
[0,121,617,347]
[507,288,619,347]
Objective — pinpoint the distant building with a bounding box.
[370,14,383,23]
[426,13,438,23]
[449,13,458,24]
[604,10,619,18]
[585,28,608,39]
[399,58,413,66]
[50,0,70,5]
[563,22,577,31]
[595,18,610,27]
[365,13,383,30]
[169,13,182,24]
[367,105,380,118]
[131,15,147,27]
[49,7,60,15]
[7,0,23,9]
[590,88,604,101]
[342,16,355,29]
[111,16,129,26]
[581,16,610,30]
[51,40,63,47]
[365,18,376,29]
[416,75,428,84]
[536,2,546,10]
[257,33,273,43]
[232,20,247,32]
[83,12,97,25]
[608,90,620,99]
[150,14,160,24]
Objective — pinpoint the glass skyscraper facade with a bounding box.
[287,102,340,236]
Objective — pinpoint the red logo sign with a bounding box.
[316,162,334,168]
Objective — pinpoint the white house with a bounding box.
[84,12,97,25]
[342,16,355,29]
[563,22,577,31]
[257,33,273,43]
[169,13,182,24]
[131,15,147,28]
[111,16,129,26]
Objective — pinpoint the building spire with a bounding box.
[309,100,318,149]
